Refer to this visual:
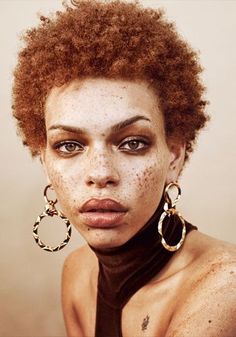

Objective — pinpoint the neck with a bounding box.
[90,199,189,308]
[90,200,197,337]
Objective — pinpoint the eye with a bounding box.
[54,141,84,155]
[119,138,150,152]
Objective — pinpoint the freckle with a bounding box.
[230,271,234,274]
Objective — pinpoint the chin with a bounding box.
[84,227,130,250]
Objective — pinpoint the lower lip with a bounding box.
[80,211,126,228]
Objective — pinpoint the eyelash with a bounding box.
[53,137,150,156]
[118,137,150,152]
[53,140,84,155]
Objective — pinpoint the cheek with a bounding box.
[138,165,165,198]
[125,157,168,203]
[44,158,79,211]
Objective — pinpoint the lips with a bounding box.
[79,198,128,228]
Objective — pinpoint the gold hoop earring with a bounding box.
[33,184,72,252]
[158,182,186,252]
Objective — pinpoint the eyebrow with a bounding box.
[48,115,151,134]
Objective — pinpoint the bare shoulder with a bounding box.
[191,231,236,280]
[193,231,236,273]
[62,244,97,295]
[167,232,236,337]
[61,245,98,337]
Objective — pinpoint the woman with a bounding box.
[12,0,236,336]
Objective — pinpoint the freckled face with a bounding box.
[42,78,173,248]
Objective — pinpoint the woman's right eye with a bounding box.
[54,141,84,155]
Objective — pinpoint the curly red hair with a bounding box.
[12,0,209,161]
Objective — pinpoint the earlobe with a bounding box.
[166,142,186,184]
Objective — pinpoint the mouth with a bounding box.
[79,198,128,228]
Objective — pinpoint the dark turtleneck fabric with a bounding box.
[90,201,197,337]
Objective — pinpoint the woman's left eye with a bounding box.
[118,138,149,152]
[54,141,84,155]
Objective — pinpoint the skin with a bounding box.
[41,78,236,337]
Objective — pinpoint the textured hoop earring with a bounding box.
[158,182,186,252]
[33,184,72,252]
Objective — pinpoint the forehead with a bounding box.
[45,78,164,132]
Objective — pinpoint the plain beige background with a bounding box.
[1,0,236,336]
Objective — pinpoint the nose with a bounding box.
[85,151,120,188]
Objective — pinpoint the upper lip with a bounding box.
[80,198,128,213]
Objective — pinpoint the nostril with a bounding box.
[87,180,95,186]
[85,174,119,187]
[107,180,116,185]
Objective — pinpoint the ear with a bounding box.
[165,140,186,184]
[40,150,51,186]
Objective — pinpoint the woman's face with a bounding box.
[42,78,183,248]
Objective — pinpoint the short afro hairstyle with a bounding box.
[12,0,209,161]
